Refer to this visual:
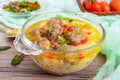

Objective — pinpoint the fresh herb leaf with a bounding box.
[56,15,63,19]
[66,39,70,44]
[0,46,11,51]
[57,36,70,45]
[48,23,54,31]
[11,54,25,66]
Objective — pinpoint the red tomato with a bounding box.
[61,25,67,31]
[83,0,89,7]
[110,0,120,11]
[91,1,102,12]
[100,2,110,12]
[83,0,111,12]
[83,0,93,12]
[67,27,74,32]
[83,0,87,7]
[31,4,37,9]
[71,42,77,46]
[85,4,93,12]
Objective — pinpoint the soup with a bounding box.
[24,17,101,74]
[25,17,100,50]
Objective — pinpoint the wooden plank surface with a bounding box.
[0,28,106,80]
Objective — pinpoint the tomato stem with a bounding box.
[90,0,95,3]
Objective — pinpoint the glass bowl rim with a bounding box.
[21,11,106,52]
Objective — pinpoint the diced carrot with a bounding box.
[80,38,88,44]
[87,31,91,35]
[15,9,20,13]
[15,7,23,13]
[78,54,85,59]
[44,51,54,59]
[50,44,55,48]
[61,25,67,31]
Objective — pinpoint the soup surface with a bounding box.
[25,17,101,51]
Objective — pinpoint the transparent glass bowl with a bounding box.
[13,12,105,75]
[0,0,46,17]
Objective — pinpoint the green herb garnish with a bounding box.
[57,36,70,45]
[0,46,11,51]
[47,26,53,31]
[56,15,63,19]
[11,54,25,66]
[48,23,54,31]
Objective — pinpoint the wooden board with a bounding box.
[0,29,106,80]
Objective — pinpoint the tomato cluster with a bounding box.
[83,0,120,12]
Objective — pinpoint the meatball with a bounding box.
[47,24,63,39]
[47,18,63,26]
[34,37,50,49]
[44,18,63,40]
[28,28,41,39]
[64,32,87,44]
